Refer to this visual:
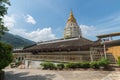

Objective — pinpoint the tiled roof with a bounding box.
[26,38,92,49]
[104,39,120,47]
[15,37,93,52]
[13,37,120,53]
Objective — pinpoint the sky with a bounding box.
[4,0,120,42]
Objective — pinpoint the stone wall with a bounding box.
[21,50,117,68]
[24,51,91,68]
[25,51,90,62]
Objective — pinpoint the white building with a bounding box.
[64,10,82,38]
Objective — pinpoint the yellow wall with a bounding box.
[107,46,120,60]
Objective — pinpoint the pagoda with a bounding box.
[64,10,82,38]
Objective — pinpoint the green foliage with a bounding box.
[0,42,13,70]
[65,63,72,68]
[65,62,90,69]
[90,58,110,69]
[0,0,10,17]
[98,58,110,68]
[81,62,90,68]
[0,0,13,71]
[40,62,56,70]
[74,62,82,68]
[65,62,76,69]
[0,0,10,36]
[40,58,110,70]
[56,63,64,70]
[0,24,8,36]
[117,56,120,66]
[90,61,99,69]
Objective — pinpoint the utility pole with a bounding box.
[90,48,93,62]
[103,42,107,59]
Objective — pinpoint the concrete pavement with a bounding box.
[4,69,120,80]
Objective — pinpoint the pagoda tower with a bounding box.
[64,10,82,38]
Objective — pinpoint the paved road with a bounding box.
[4,69,120,80]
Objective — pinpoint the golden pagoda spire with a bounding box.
[64,10,82,38]
[67,10,76,23]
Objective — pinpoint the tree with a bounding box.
[0,0,13,70]
[0,42,13,70]
[0,0,10,36]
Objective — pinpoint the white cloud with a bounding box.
[25,14,36,24]
[3,14,56,42]
[91,14,120,37]
[80,24,96,35]
[25,27,57,42]
[95,14,120,29]
[10,27,57,42]
[3,15,16,29]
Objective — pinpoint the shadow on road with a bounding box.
[5,71,56,80]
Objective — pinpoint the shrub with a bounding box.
[117,56,120,66]
[57,63,64,70]
[98,58,110,68]
[40,62,56,70]
[64,63,69,69]
[65,63,74,69]
[65,62,79,69]
[65,62,90,69]
[40,58,110,70]
[81,62,90,68]
[74,62,82,68]
[90,61,99,69]
[0,42,13,70]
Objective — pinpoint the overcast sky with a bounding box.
[4,0,120,42]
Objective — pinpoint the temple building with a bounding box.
[13,11,120,68]
[64,10,82,38]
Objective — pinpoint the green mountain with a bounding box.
[0,33,36,48]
